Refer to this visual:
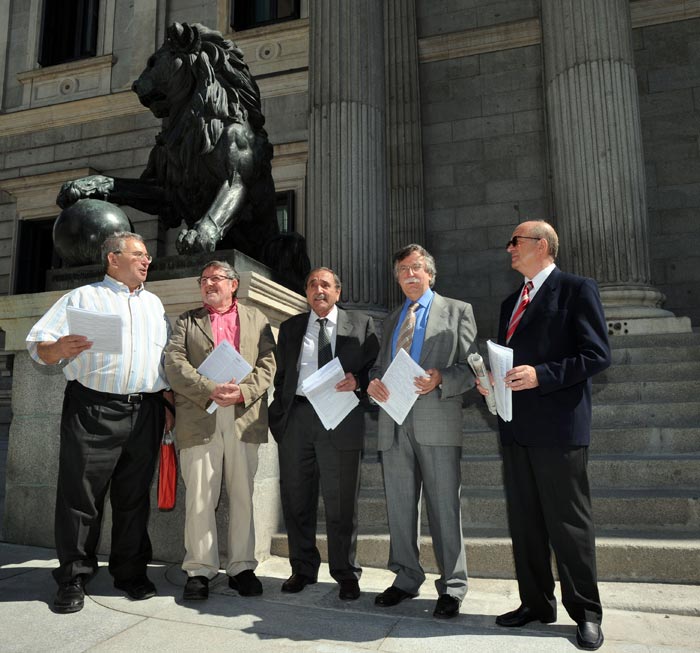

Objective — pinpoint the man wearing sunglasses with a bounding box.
[26,231,174,613]
[478,220,610,650]
[164,261,275,601]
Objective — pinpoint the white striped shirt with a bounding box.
[26,275,170,394]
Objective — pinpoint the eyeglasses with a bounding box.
[506,236,541,249]
[198,275,232,286]
[397,263,424,274]
[115,250,153,262]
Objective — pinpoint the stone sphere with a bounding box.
[53,199,131,266]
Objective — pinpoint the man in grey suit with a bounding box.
[269,267,379,601]
[368,244,477,619]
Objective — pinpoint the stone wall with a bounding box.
[636,18,700,326]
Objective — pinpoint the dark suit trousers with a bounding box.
[502,442,602,624]
[277,400,362,582]
[53,381,164,584]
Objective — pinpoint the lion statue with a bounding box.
[58,22,285,263]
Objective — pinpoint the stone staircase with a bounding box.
[271,332,700,583]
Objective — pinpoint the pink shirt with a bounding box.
[206,299,240,351]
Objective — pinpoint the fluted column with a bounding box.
[307,0,387,310]
[385,0,425,306]
[541,0,673,322]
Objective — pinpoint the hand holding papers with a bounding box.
[197,340,253,413]
[468,352,497,416]
[486,340,513,422]
[300,358,359,430]
[376,348,427,425]
[66,306,122,354]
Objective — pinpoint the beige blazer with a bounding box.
[164,302,276,450]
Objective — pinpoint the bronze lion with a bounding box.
[58,22,279,260]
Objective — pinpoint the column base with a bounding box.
[600,285,692,335]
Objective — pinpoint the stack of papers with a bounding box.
[300,358,359,430]
[197,340,254,413]
[376,348,426,426]
[486,340,513,422]
[66,306,123,354]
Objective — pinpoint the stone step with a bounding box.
[365,425,700,457]
[608,332,700,348]
[347,488,700,532]
[591,379,700,403]
[609,345,700,365]
[597,361,700,382]
[270,532,700,584]
[358,454,700,491]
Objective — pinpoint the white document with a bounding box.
[378,348,427,426]
[300,357,359,430]
[66,306,123,354]
[486,339,513,422]
[197,340,254,414]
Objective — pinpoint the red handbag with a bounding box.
[157,431,177,510]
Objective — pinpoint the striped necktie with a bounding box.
[317,318,332,367]
[395,302,419,356]
[506,281,533,343]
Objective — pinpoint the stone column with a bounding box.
[541,0,688,333]
[307,0,387,310]
[385,0,425,306]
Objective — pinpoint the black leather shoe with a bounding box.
[53,575,86,613]
[374,585,417,607]
[496,605,556,628]
[576,621,604,650]
[338,579,360,601]
[281,573,316,593]
[433,594,461,619]
[229,570,263,596]
[114,575,157,600]
[183,575,209,601]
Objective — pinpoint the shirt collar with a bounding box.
[524,263,556,293]
[205,298,238,316]
[404,287,433,309]
[310,304,339,326]
[103,274,143,295]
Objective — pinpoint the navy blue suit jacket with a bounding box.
[497,267,611,447]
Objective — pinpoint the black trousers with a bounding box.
[277,400,362,582]
[53,381,164,584]
[502,442,602,624]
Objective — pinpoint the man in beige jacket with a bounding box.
[165,260,276,601]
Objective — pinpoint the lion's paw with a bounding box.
[176,227,218,254]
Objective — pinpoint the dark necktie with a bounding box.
[317,318,332,367]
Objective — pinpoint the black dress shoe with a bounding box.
[114,575,157,600]
[576,621,604,650]
[281,573,316,593]
[496,605,556,628]
[229,570,263,596]
[433,594,461,619]
[53,575,86,614]
[338,579,360,601]
[183,575,209,601]
[374,585,418,607]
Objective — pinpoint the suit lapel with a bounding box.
[419,293,446,367]
[237,304,254,363]
[335,308,353,355]
[192,307,215,346]
[512,268,560,337]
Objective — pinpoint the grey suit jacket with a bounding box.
[371,293,478,450]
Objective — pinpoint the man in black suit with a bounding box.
[478,220,610,650]
[269,267,379,600]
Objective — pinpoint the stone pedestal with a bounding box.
[541,0,690,335]
[0,272,306,565]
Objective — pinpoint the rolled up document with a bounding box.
[468,352,497,416]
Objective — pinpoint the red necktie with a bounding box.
[506,281,533,343]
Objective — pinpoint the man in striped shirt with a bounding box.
[26,231,174,614]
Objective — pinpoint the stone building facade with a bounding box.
[0,0,698,335]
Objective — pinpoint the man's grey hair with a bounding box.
[101,231,145,271]
[526,220,559,259]
[392,244,437,288]
[199,260,240,284]
[305,267,342,290]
